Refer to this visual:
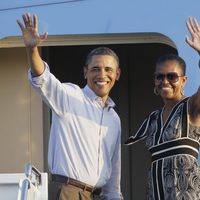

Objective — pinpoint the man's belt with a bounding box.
[51,174,101,195]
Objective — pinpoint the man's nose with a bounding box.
[98,69,106,77]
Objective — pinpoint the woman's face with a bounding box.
[154,60,187,101]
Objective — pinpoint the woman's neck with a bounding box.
[163,95,187,111]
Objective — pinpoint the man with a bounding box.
[17,13,122,200]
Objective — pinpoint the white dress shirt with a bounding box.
[28,63,122,199]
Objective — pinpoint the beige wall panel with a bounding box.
[0,48,43,173]
[30,86,44,171]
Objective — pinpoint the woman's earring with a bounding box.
[154,87,159,95]
[181,88,184,96]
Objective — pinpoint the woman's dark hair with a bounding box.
[156,54,186,75]
[85,47,119,67]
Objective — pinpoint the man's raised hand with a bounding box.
[17,13,48,48]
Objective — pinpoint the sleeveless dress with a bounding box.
[126,97,200,200]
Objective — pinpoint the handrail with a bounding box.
[25,163,42,187]
[18,179,30,200]
[18,163,43,200]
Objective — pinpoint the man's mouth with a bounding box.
[95,81,109,86]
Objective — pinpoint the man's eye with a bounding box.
[91,68,99,72]
[106,68,113,72]
[89,67,98,71]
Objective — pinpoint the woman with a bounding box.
[125,17,200,199]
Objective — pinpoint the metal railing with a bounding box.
[25,163,42,188]
[18,163,46,200]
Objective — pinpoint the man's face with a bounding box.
[84,55,121,102]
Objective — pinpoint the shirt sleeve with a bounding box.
[28,62,71,116]
[101,132,123,200]
[124,111,157,145]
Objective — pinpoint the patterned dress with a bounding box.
[126,97,200,200]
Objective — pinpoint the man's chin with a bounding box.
[95,91,108,98]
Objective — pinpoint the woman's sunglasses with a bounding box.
[154,72,183,83]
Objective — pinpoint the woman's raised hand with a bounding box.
[186,17,200,53]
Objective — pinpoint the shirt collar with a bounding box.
[83,85,115,108]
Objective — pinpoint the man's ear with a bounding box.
[83,66,88,79]
[116,67,121,81]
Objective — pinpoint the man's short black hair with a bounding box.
[85,47,119,67]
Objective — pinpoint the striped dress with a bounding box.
[126,97,200,200]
